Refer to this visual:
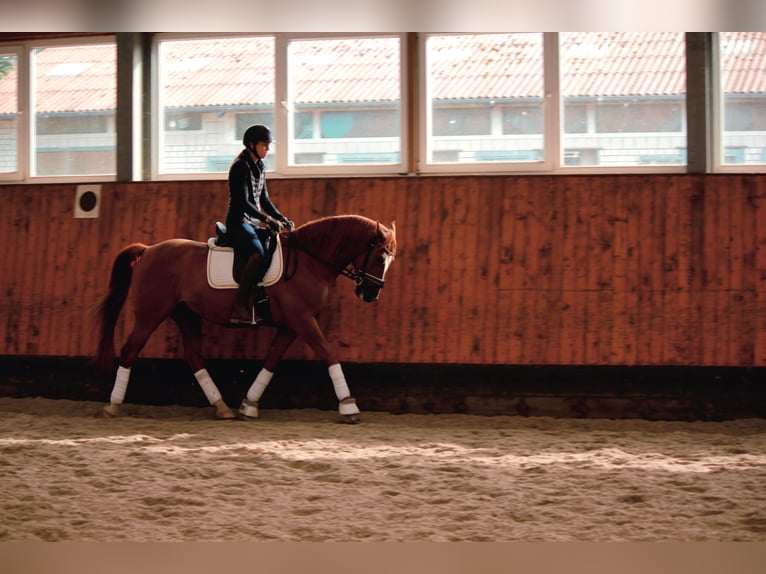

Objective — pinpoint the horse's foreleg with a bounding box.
[239,327,297,419]
[329,364,360,422]
[194,369,235,419]
[172,305,235,420]
[292,317,360,423]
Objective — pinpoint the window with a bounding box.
[595,101,683,133]
[719,32,766,166]
[37,114,109,135]
[2,33,764,182]
[164,111,202,131]
[503,105,544,136]
[157,35,275,175]
[319,109,399,139]
[564,104,588,134]
[424,33,545,167]
[235,112,275,139]
[433,107,491,137]
[0,50,18,176]
[285,36,402,168]
[561,32,686,167]
[294,111,314,139]
[29,42,117,178]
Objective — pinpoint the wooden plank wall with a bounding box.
[1,174,764,366]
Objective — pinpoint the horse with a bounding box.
[95,214,397,423]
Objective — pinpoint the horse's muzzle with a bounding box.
[355,282,382,303]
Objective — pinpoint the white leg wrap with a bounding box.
[329,363,351,401]
[110,366,131,405]
[339,397,360,416]
[246,368,274,402]
[194,368,223,405]
[239,399,259,419]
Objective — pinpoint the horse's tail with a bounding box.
[95,243,148,373]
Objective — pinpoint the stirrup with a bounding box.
[230,306,262,325]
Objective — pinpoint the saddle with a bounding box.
[207,222,283,289]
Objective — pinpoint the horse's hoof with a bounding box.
[238,399,259,420]
[339,414,360,424]
[212,399,236,420]
[102,404,120,418]
[338,397,360,417]
[216,408,237,420]
[238,413,259,421]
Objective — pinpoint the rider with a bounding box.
[225,124,293,324]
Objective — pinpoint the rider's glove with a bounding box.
[266,217,282,232]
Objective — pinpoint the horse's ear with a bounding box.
[386,221,397,254]
[377,220,396,246]
[379,221,396,241]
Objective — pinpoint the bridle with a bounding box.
[340,240,394,289]
[285,232,393,289]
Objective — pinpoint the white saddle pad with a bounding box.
[206,235,283,289]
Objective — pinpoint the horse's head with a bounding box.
[351,221,397,303]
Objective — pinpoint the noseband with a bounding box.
[341,240,392,289]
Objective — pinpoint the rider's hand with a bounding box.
[266,217,282,232]
[283,219,295,231]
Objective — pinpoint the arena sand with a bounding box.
[0,396,764,542]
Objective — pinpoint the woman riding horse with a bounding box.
[226,124,294,325]
[96,215,397,423]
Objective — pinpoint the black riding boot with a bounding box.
[230,253,265,325]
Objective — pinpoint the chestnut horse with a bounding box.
[95,215,397,423]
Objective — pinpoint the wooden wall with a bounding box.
[1,174,765,366]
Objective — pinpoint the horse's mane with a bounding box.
[291,215,382,261]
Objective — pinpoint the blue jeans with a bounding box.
[231,222,265,258]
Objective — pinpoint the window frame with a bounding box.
[418,33,696,175]
[1,32,764,184]
[0,44,23,182]
[276,33,408,178]
[27,36,117,183]
[152,33,408,180]
[418,32,554,175]
[555,32,689,175]
[152,32,277,180]
[713,32,766,173]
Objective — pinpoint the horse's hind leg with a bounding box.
[171,304,235,420]
[103,315,167,418]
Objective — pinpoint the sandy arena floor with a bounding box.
[0,396,764,542]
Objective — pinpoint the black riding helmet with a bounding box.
[242,124,274,147]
